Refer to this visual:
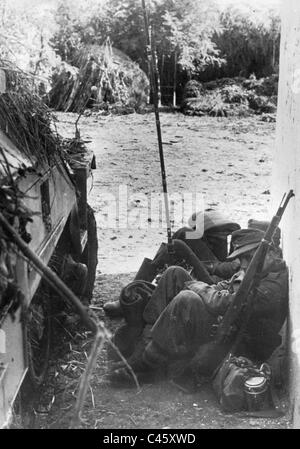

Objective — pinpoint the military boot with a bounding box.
[104,260,157,318]
[103,300,123,318]
[107,280,155,362]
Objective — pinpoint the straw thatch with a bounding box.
[47,40,150,113]
[0,59,62,168]
[0,58,65,253]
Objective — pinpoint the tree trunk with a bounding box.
[173,51,177,107]
[146,60,151,105]
[155,50,162,107]
[272,35,276,71]
[34,31,44,77]
[161,53,165,104]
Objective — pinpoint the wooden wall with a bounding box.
[272,0,300,429]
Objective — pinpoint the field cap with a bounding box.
[227,228,265,260]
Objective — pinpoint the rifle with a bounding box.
[189,190,295,379]
[216,189,295,346]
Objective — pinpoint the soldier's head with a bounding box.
[227,228,281,272]
[187,210,240,260]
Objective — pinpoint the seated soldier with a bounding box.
[153,210,241,280]
[108,228,288,388]
[175,210,240,260]
[104,210,241,317]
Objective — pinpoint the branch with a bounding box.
[70,327,105,428]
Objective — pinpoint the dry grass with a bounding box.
[48,42,149,113]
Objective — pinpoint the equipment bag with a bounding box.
[213,356,272,413]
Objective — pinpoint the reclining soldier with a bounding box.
[108,228,288,388]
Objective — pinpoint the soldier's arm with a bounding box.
[204,259,241,279]
[252,269,288,318]
[184,280,234,316]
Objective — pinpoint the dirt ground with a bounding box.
[57,111,277,274]
[30,111,291,429]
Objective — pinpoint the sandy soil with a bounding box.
[56,111,275,276]
[32,111,291,429]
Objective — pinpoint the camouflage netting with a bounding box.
[0,59,63,167]
[0,59,87,308]
[0,59,61,259]
[47,40,150,113]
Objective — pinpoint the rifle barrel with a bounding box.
[216,190,294,343]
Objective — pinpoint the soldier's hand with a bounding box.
[231,258,241,272]
[230,269,245,293]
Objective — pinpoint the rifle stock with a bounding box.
[216,243,268,342]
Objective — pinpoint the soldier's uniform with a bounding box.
[152,211,241,282]
[109,229,288,383]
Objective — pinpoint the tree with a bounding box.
[3,0,280,103]
[0,0,59,90]
[159,0,222,73]
[146,0,223,104]
[213,5,281,78]
[51,0,111,64]
[51,0,225,104]
[105,0,146,65]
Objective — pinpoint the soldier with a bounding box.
[153,210,241,282]
[108,228,288,388]
[104,211,241,317]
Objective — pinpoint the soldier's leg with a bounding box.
[143,290,216,372]
[109,290,216,384]
[109,268,193,380]
[107,281,155,362]
[143,266,193,325]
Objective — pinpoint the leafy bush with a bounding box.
[242,74,279,97]
[221,85,248,104]
[183,80,204,99]
[181,75,277,117]
[247,93,276,113]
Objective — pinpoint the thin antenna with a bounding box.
[141,0,173,251]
